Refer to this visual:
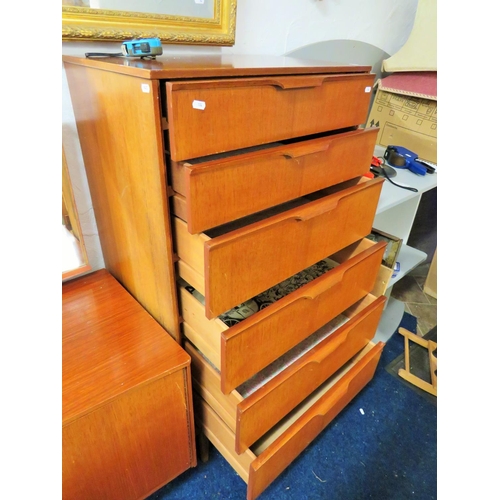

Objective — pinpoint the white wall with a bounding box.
[62,0,418,272]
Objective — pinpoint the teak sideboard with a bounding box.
[63,54,388,499]
[62,269,196,499]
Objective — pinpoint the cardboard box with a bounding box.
[366,72,437,164]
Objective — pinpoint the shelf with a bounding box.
[371,145,437,343]
[390,244,427,288]
[374,145,437,215]
[373,296,406,344]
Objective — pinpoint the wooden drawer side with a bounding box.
[188,341,241,431]
[194,393,255,483]
[178,285,224,369]
[247,342,384,500]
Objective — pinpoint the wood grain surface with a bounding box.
[64,64,181,341]
[62,270,196,499]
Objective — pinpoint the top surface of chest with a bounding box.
[62,270,190,423]
[62,54,371,80]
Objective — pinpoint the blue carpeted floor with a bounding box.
[148,313,437,500]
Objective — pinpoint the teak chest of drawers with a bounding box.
[64,54,387,499]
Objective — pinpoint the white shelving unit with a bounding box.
[372,145,437,343]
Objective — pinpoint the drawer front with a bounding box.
[178,239,385,394]
[235,295,386,454]
[195,342,384,500]
[174,176,384,319]
[165,73,375,161]
[186,295,385,455]
[219,240,385,392]
[247,342,384,500]
[171,128,379,233]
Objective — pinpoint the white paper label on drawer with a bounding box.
[192,100,206,110]
[195,0,205,3]
[141,84,150,93]
[365,86,372,93]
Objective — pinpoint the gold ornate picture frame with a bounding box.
[62,0,237,46]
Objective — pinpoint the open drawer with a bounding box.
[165,72,375,161]
[186,293,385,455]
[170,128,379,233]
[195,341,384,500]
[178,236,386,393]
[174,176,384,319]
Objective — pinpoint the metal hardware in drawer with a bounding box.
[170,128,379,233]
[165,72,375,161]
[186,293,385,455]
[178,237,386,393]
[173,176,384,319]
[195,341,384,500]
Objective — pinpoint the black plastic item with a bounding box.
[385,147,407,167]
[372,158,418,193]
[85,52,123,58]
[370,165,397,178]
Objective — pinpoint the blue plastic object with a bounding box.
[392,261,401,279]
[384,145,427,176]
[121,38,163,57]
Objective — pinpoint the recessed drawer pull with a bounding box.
[302,273,342,300]
[293,198,340,222]
[293,180,375,223]
[175,177,384,319]
[172,128,378,233]
[166,72,375,160]
[247,343,383,499]
[281,141,331,159]
[266,77,326,89]
[313,329,352,366]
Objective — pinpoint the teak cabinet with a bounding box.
[62,270,196,500]
[64,54,388,499]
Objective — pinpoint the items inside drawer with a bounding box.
[237,312,348,398]
[250,341,379,455]
[188,304,350,401]
[179,255,340,328]
[196,340,380,455]
[187,290,384,453]
[174,175,383,319]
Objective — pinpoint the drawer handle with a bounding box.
[293,179,380,222]
[302,272,343,300]
[281,141,331,159]
[294,198,340,222]
[266,77,326,90]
